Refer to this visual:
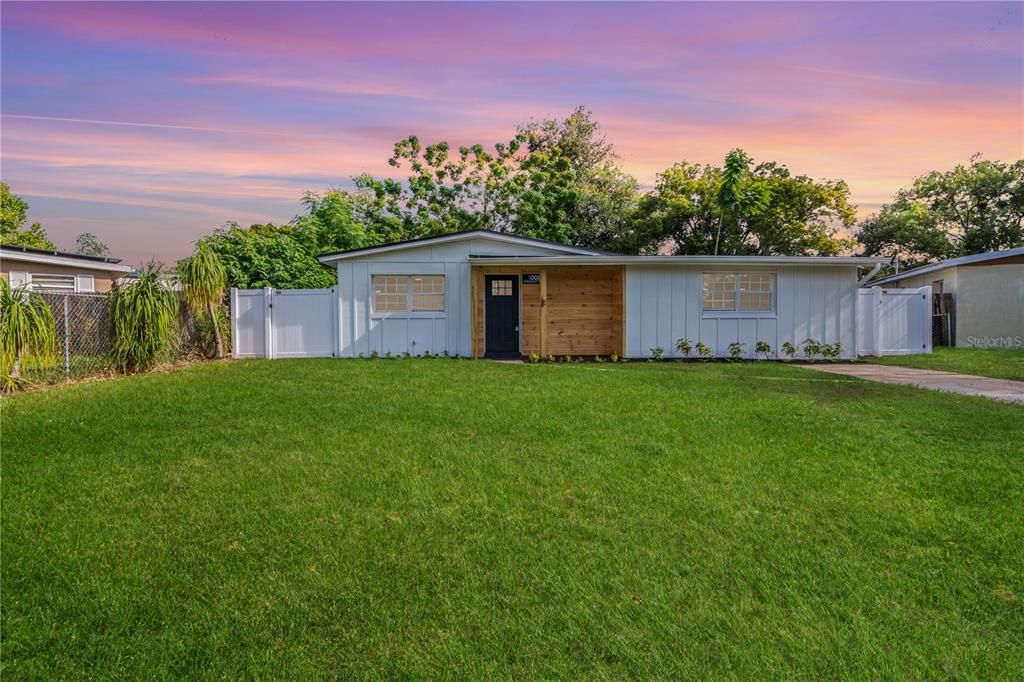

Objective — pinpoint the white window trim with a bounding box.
[701,271,777,318]
[370,274,447,318]
[26,272,78,292]
[75,274,95,293]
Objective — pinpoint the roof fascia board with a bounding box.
[1,249,133,272]
[317,231,602,263]
[869,247,1024,286]
[468,255,886,267]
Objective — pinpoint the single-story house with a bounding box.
[867,247,1024,348]
[311,230,886,359]
[1,244,132,293]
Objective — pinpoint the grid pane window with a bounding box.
[411,275,445,311]
[372,275,445,313]
[702,273,736,310]
[490,280,513,296]
[372,275,409,312]
[702,272,774,312]
[738,273,773,311]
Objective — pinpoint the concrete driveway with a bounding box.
[800,364,1024,404]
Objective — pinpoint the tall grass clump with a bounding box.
[178,240,227,359]
[110,262,179,372]
[0,279,57,390]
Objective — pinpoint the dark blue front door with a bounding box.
[485,275,519,356]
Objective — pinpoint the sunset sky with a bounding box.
[2,1,1021,264]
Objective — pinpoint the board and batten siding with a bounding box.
[624,265,860,358]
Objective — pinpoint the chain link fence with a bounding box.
[24,291,228,384]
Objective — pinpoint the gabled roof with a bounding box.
[317,230,608,263]
[868,247,1024,286]
[0,243,132,272]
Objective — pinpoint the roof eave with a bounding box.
[468,255,887,266]
[0,249,134,272]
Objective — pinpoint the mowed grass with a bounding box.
[870,347,1024,381]
[3,360,1023,679]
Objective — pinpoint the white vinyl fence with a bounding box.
[231,288,336,359]
[857,286,932,356]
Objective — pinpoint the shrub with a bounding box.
[422,350,432,359]
[402,351,411,359]
[610,353,619,363]
[594,355,605,363]
[546,354,556,363]
[1,280,56,390]
[528,352,540,363]
[755,340,772,360]
[821,342,844,361]
[802,339,822,361]
[675,338,693,357]
[111,262,180,373]
[563,355,573,363]
[193,305,231,358]
[728,342,744,360]
[782,342,797,359]
[696,342,713,359]
[650,347,665,361]
[369,350,379,360]
[384,351,393,360]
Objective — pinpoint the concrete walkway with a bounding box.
[800,364,1024,404]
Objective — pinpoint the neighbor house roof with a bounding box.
[0,244,133,272]
[317,230,610,263]
[868,247,1024,287]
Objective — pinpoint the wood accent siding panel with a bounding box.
[545,268,623,356]
[471,266,624,357]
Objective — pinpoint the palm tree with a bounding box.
[1,279,56,389]
[178,241,227,359]
[111,262,180,372]
[713,148,771,255]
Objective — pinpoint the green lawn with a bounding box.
[870,347,1024,381]
[3,360,1022,678]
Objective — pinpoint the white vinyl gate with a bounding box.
[231,288,335,359]
[857,286,932,356]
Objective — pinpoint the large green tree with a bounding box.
[348,108,640,248]
[857,155,1024,267]
[515,107,639,250]
[634,154,855,256]
[1,182,55,250]
[198,223,335,290]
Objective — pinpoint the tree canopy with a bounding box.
[183,109,1021,288]
[198,222,336,290]
[1,182,55,250]
[74,232,109,257]
[857,155,1024,268]
[632,154,856,256]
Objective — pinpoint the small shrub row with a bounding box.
[527,353,623,364]
[646,338,846,361]
[357,349,462,360]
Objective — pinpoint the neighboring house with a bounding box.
[868,247,1024,348]
[296,230,885,359]
[1,244,132,293]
